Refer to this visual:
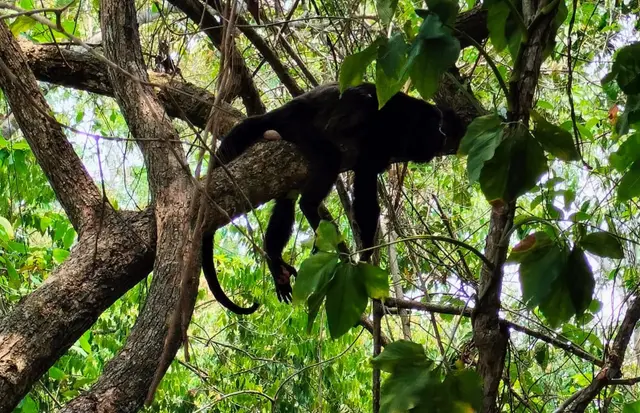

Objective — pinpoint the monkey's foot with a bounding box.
[268,259,297,304]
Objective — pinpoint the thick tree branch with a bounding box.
[62,0,199,410]
[471,3,560,412]
[19,39,243,131]
[0,22,103,232]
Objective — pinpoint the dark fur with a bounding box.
[203,82,466,314]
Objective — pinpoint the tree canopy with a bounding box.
[0,0,639,411]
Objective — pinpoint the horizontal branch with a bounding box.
[385,298,603,367]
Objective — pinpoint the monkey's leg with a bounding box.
[352,167,380,262]
[298,145,342,235]
[264,195,298,303]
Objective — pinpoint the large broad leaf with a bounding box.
[615,93,640,136]
[442,369,483,413]
[315,220,342,253]
[484,0,524,59]
[457,115,505,183]
[376,34,409,107]
[530,111,580,161]
[325,262,369,339]
[404,14,461,100]
[623,401,640,413]
[479,124,548,203]
[510,232,566,309]
[565,247,595,316]
[371,340,428,373]
[537,248,594,327]
[605,42,640,95]
[377,0,399,27]
[579,231,624,259]
[292,252,339,304]
[358,262,390,299]
[0,216,14,239]
[425,0,459,25]
[339,38,384,92]
[610,133,640,171]
[618,159,640,202]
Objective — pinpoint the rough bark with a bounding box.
[471,3,560,412]
[18,39,243,131]
[57,0,199,410]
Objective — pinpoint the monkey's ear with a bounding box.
[264,130,283,141]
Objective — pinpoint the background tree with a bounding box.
[0,0,638,411]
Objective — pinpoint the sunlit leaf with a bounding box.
[339,39,384,92]
[315,221,342,252]
[358,262,390,299]
[0,216,14,239]
[293,252,339,304]
[325,263,369,339]
[458,115,505,183]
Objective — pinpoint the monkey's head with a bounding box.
[438,107,468,155]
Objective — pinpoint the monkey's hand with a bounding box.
[268,259,297,304]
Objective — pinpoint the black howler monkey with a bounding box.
[203,82,465,314]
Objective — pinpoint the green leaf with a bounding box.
[339,39,383,92]
[457,115,505,183]
[325,262,369,339]
[534,342,549,369]
[485,0,511,51]
[425,0,459,25]
[358,262,390,299]
[17,396,38,413]
[9,16,37,36]
[377,0,399,27]
[623,401,640,413]
[52,248,70,264]
[315,221,342,253]
[49,366,66,380]
[479,125,548,203]
[0,216,14,239]
[580,231,624,259]
[618,159,640,202]
[4,259,20,289]
[293,252,339,304]
[371,340,428,372]
[565,247,595,316]
[376,34,409,107]
[512,232,567,309]
[485,0,524,60]
[78,330,92,354]
[616,93,640,136]
[609,133,640,172]
[530,111,580,161]
[442,369,483,412]
[63,228,77,249]
[406,15,460,100]
[608,42,640,95]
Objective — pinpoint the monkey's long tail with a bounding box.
[201,231,260,315]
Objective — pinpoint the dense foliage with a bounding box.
[1,0,640,410]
